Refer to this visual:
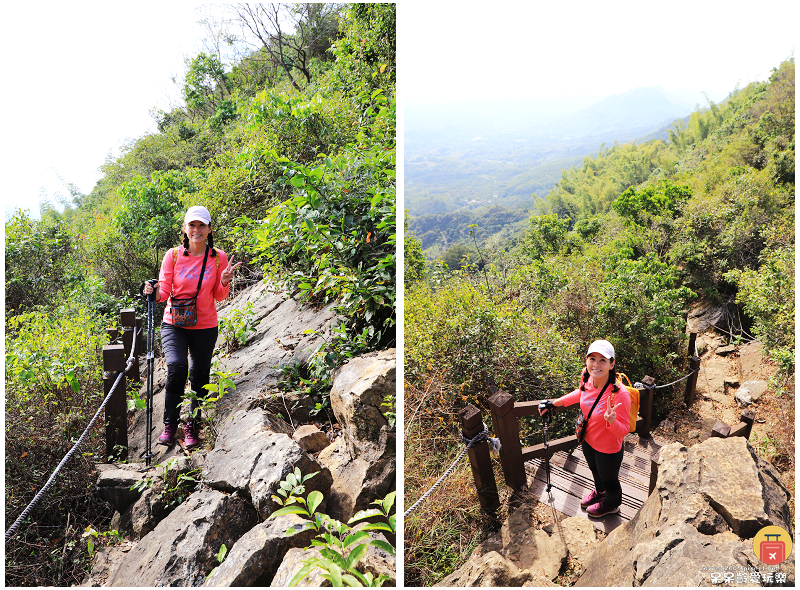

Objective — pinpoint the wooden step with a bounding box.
[523,433,671,533]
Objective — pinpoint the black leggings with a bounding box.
[160,323,218,425]
[582,440,624,507]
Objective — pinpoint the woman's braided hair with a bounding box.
[580,364,620,392]
[182,231,218,257]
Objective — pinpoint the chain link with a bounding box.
[5,328,142,542]
[404,426,489,518]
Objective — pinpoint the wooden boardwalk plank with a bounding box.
[523,433,671,533]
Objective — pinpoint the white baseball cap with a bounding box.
[184,205,212,226]
[586,340,615,359]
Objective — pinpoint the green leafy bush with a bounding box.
[520,214,570,260]
[612,179,690,224]
[5,300,114,585]
[597,254,695,384]
[270,468,395,587]
[219,302,257,351]
[5,209,82,313]
[725,247,794,360]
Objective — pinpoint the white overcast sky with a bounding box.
[2,3,209,220]
[1,1,797,219]
[402,2,797,104]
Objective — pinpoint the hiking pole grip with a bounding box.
[146,279,157,302]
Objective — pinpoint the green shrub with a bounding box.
[725,247,794,355]
[270,468,395,587]
[595,254,695,413]
[5,209,82,313]
[5,300,113,585]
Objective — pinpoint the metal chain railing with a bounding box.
[403,425,489,518]
[650,366,699,389]
[5,327,141,542]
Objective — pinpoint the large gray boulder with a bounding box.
[575,436,793,587]
[95,463,149,513]
[542,517,602,575]
[735,379,769,406]
[271,547,330,587]
[213,282,339,418]
[330,349,396,460]
[474,503,566,580]
[203,409,333,519]
[203,513,317,587]
[123,456,196,539]
[319,349,397,522]
[317,435,395,523]
[687,301,737,334]
[435,550,555,587]
[439,503,569,586]
[106,488,258,587]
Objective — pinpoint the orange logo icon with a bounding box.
[753,526,792,565]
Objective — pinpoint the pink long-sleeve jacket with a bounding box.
[558,378,630,454]
[157,247,230,329]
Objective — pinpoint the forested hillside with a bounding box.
[5,5,395,586]
[405,86,708,262]
[404,59,794,586]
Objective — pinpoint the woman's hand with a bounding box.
[604,401,623,425]
[221,255,244,287]
[142,279,159,302]
[538,400,557,416]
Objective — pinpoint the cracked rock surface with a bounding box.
[575,436,793,587]
[203,409,333,519]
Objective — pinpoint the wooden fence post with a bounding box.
[103,344,127,462]
[637,376,656,438]
[687,332,697,358]
[738,409,756,440]
[649,449,660,495]
[712,409,757,440]
[487,387,526,491]
[120,309,139,383]
[458,404,500,515]
[684,356,701,406]
[710,420,731,438]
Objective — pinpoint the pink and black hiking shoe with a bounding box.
[580,488,606,508]
[587,499,621,518]
[158,423,177,446]
[184,421,200,449]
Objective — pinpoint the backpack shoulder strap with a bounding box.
[173,247,179,267]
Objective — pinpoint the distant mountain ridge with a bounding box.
[551,86,694,137]
[405,85,707,218]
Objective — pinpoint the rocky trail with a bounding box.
[82,280,396,587]
[440,301,794,586]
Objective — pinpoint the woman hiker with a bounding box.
[143,205,242,449]
[538,340,630,517]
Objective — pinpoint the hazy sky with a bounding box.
[2,3,209,220]
[402,2,797,105]
[2,2,796,219]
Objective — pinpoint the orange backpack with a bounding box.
[611,373,639,433]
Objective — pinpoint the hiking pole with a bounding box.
[144,280,157,466]
[538,401,554,493]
